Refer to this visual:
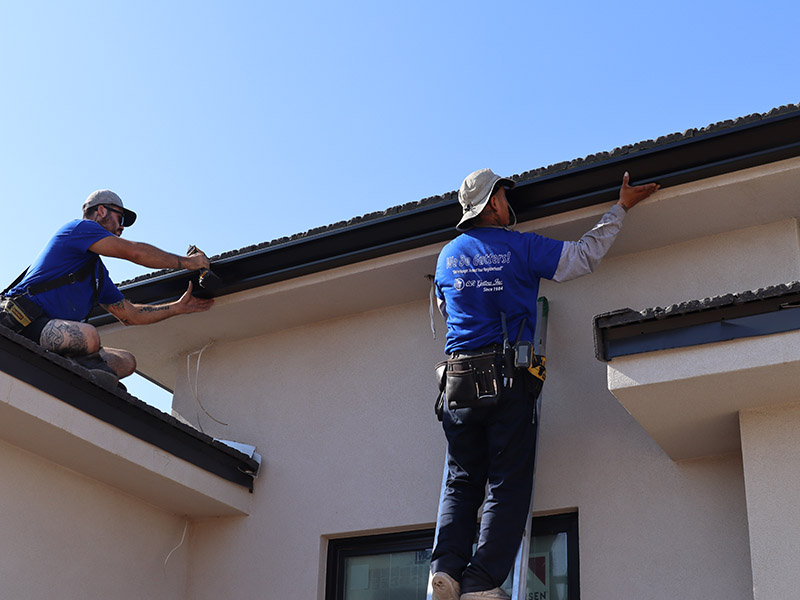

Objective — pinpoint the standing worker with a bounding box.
[0,190,214,388]
[431,169,659,600]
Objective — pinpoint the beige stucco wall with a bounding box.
[0,437,189,599]
[168,216,800,599]
[740,403,800,600]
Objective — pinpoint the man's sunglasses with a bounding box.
[104,205,125,226]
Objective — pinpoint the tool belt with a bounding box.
[434,348,546,419]
[0,295,44,333]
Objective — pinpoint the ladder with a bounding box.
[427,297,549,600]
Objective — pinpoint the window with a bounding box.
[325,513,579,600]
[326,529,434,600]
[526,512,580,600]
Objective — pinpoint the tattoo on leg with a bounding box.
[40,321,89,355]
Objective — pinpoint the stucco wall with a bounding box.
[740,402,800,600]
[169,218,800,599]
[0,437,189,599]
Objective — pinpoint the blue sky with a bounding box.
[1,1,798,410]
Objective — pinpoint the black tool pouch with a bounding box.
[434,360,447,421]
[443,352,501,411]
[0,295,44,333]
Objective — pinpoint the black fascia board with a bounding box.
[88,109,800,327]
[594,283,800,361]
[0,327,259,490]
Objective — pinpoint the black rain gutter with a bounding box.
[0,326,259,490]
[593,282,800,361]
[89,109,800,326]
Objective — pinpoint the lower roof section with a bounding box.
[594,281,800,361]
[596,282,800,461]
[0,325,259,514]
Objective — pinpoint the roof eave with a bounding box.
[88,107,800,326]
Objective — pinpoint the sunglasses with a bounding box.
[104,205,125,226]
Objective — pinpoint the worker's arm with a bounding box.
[552,172,659,282]
[101,282,213,326]
[88,236,210,271]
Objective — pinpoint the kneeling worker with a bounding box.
[0,190,214,388]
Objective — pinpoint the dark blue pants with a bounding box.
[430,371,541,593]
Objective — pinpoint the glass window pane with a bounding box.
[528,532,569,600]
[343,548,432,600]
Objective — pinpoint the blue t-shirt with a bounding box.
[435,228,563,354]
[9,220,124,321]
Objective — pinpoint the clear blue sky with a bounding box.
[2,1,798,410]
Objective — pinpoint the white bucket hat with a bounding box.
[456,168,515,231]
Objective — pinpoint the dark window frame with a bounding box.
[325,528,435,600]
[325,512,579,600]
[530,512,581,599]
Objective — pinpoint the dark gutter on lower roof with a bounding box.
[0,325,259,490]
[593,282,800,361]
[88,106,800,326]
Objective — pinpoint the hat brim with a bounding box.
[456,177,515,231]
[122,208,137,227]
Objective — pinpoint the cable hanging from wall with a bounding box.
[187,341,228,432]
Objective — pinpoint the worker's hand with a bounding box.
[183,251,211,272]
[176,281,214,314]
[617,172,660,211]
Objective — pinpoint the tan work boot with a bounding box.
[460,587,510,600]
[431,572,460,600]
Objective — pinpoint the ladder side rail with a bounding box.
[511,297,549,600]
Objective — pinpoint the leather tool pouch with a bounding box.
[434,360,447,421]
[442,352,501,411]
[0,295,44,333]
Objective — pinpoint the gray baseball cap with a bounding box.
[456,168,515,231]
[82,190,137,227]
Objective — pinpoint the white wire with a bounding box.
[163,521,188,573]
[186,341,228,432]
[426,274,437,339]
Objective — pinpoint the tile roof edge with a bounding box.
[595,280,800,329]
[117,102,800,287]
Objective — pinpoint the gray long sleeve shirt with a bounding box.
[551,203,627,282]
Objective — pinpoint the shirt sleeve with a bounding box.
[552,203,626,282]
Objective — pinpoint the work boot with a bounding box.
[460,588,510,600]
[89,369,120,391]
[72,352,120,391]
[431,572,460,600]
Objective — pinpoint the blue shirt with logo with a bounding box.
[435,227,563,354]
[9,219,124,321]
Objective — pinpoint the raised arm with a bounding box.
[89,236,210,271]
[552,172,659,282]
